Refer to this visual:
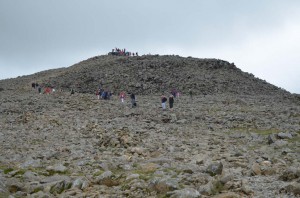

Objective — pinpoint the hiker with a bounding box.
[130,93,136,108]
[96,89,100,99]
[169,95,174,110]
[71,88,75,95]
[99,88,104,99]
[38,86,42,94]
[104,90,108,100]
[119,91,126,103]
[107,91,112,100]
[171,89,177,98]
[45,87,51,94]
[161,94,167,110]
[101,91,105,99]
[189,89,193,100]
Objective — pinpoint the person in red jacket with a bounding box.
[119,91,126,103]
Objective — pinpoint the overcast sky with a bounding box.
[1,0,299,94]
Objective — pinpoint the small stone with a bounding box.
[267,134,277,144]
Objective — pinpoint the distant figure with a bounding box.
[107,91,112,100]
[71,88,75,95]
[45,87,51,94]
[169,95,174,110]
[99,88,104,98]
[130,93,136,107]
[189,89,193,100]
[119,91,126,103]
[136,52,138,56]
[103,91,108,100]
[171,89,177,98]
[161,94,167,110]
[38,86,42,94]
[96,89,100,99]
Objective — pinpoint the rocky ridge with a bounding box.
[0,55,293,96]
[0,55,300,197]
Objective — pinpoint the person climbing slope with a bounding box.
[161,94,167,111]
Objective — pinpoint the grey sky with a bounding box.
[1,0,300,93]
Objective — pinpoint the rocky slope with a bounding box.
[0,55,292,96]
[0,55,300,197]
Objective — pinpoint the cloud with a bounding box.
[1,0,300,93]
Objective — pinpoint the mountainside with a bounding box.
[0,55,291,96]
[0,55,300,197]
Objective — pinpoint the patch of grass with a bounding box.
[230,126,281,135]
[247,144,260,151]
[4,168,14,174]
[0,193,9,198]
[132,163,138,168]
[121,183,131,191]
[93,170,105,177]
[32,186,43,193]
[230,127,248,133]
[28,167,46,175]
[0,165,8,171]
[15,169,26,175]
[31,138,45,145]
[287,136,300,143]
[211,180,224,195]
[158,195,168,198]
[163,167,181,175]
[132,169,157,181]
[252,128,280,135]
[231,127,280,136]
[47,169,70,176]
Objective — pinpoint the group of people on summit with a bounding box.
[110,48,138,56]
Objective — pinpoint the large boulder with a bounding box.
[279,167,300,181]
[280,182,300,195]
[277,132,292,139]
[206,162,223,176]
[168,188,201,198]
[95,171,119,187]
[148,177,179,193]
